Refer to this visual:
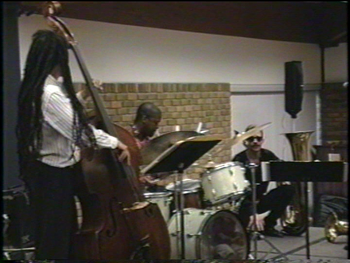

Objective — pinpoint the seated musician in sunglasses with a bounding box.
[232,125,295,238]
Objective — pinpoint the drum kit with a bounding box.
[2,123,270,260]
[141,123,271,260]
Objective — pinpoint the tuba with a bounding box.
[284,131,315,161]
[324,212,348,243]
[278,131,315,236]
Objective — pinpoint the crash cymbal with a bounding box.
[141,131,203,165]
[210,122,272,156]
[228,122,271,146]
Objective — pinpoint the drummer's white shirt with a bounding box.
[37,75,119,167]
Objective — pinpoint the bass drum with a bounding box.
[168,208,249,260]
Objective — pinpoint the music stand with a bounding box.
[247,163,288,261]
[262,160,348,260]
[141,136,222,259]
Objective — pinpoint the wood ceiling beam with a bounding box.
[18,1,347,45]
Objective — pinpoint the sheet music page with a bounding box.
[261,161,270,182]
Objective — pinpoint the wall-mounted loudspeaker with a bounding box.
[285,61,304,119]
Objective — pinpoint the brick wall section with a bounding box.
[320,83,348,146]
[75,82,232,179]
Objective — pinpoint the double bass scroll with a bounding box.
[42,1,170,260]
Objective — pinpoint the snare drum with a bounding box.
[201,162,249,205]
[144,191,173,222]
[166,179,203,212]
[166,178,201,192]
[170,188,203,215]
[168,208,248,259]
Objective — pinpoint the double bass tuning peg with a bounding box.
[92,79,104,92]
[42,1,62,17]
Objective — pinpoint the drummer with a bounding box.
[79,90,162,188]
[127,102,164,189]
[129,102,161,150]
[232,124,295,238]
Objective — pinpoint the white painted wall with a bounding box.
[18,15,322,84]
[230,90,318,161]
[18,14,347,157]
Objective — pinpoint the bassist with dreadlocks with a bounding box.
[16,30,131,260]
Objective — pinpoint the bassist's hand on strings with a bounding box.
[76,79,104,100]
[116,141,131,166]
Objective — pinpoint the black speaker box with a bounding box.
[285,61,304,118]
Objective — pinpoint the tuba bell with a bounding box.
[284,131,315,161]
[278,131,315,236]
[324,212,348,243]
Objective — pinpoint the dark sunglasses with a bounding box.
[246,136,263,142]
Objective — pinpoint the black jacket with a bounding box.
[232,148,280,199]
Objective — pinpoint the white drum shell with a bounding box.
[144,192,173,222]
[168,208,248,259]
[201,162,249,204]
[168,208,214,259]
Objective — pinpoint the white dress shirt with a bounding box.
[38,75,119,167]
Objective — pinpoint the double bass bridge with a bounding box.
[122,201,151,213]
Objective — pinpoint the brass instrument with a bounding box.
[285,132,348,242]
[284,131,315,161]
[325,212,348,243]
[278,131,315,236]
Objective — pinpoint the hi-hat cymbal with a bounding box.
[141,131,203,165]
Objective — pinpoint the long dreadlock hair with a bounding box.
[16,30,96,179]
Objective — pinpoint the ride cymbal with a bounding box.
[141,131,202,165]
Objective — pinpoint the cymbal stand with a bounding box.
[303,178,310,259]
[173,163,186,259]
[247,163,288,260]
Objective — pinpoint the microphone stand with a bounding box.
[247,163,288,260]
[249,163,258,259]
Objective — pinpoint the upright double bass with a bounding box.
[42,2,170,260]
